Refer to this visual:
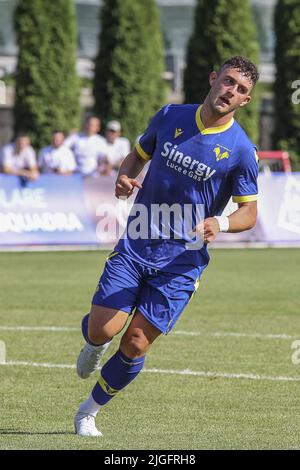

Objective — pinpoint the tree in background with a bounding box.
[14,0,79,149]
[273,0,300,169]
[94,0,165,144]
[184,0,260,143]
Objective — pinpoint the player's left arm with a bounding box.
[203,144,259,243]
[226,201,257,232]
[203,201,257,243]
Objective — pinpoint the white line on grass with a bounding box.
[1,360,300,383]
[0,325,297,340]
[1,361,75,369]
[0,326,78,332]
[174,331,298,340]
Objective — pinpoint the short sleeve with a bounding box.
[2,145,13,167]
[2,149,12,167]
[26,147,37,168]
[231,147,259,203]
[135,106,167,162]
[60,148,77,172]
[64,133,78,149]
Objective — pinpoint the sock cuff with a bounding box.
[117,349,145,366]
[81,314,93,345]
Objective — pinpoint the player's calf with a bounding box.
[120,311,161,359]
[76,314,112,379]
[76,306,129,379]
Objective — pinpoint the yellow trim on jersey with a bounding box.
[135,142,151,161]
[195,105,234,135]
[232,195,258,203]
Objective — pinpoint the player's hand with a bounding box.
[115,174,142,198]
[203,217,221,243]
[191,217,220,244]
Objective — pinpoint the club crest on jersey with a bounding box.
[214,145,231,162]
[174,128,184,138]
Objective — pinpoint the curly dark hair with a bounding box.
[219,56,259,86]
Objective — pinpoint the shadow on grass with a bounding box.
[0,430,75,436]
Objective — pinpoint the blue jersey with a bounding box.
[116,104,258,276]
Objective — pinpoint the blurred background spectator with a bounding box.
[102,120,131,174]
[0,133,39,180]
[65,116,108,176]
[39,130,76,175]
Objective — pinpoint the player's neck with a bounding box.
[200,98,235,129]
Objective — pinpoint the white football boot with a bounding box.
[76,341,111,379]
[74,412,102,437]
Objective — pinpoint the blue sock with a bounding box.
[81,313,100,346]
[92,349,145,405]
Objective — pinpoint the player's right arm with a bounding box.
[115,149,146,198]
[115,106,166,198]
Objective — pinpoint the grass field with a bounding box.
[0,248,300,450]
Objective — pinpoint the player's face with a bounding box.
[208,68,253,116]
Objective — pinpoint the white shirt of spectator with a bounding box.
[1,143,36,170]
[106,137,130,167]
[65,133,108,176]
[39,145,76,173]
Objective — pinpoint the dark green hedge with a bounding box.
[93,0,165,144]
[273,0,300,169]
[14,0,80,149]
[184,0,260,143]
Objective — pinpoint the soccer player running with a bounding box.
[74,56,259,437]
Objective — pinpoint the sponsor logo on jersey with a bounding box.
[161,141,216,182]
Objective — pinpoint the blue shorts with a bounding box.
[92,251,202,335]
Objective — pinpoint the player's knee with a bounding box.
[120,329,149,358]
[88,323,112,345]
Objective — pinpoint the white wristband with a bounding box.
[214,215,230,232]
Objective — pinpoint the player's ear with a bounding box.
[239,95,252,107]
[209,71,218,87]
